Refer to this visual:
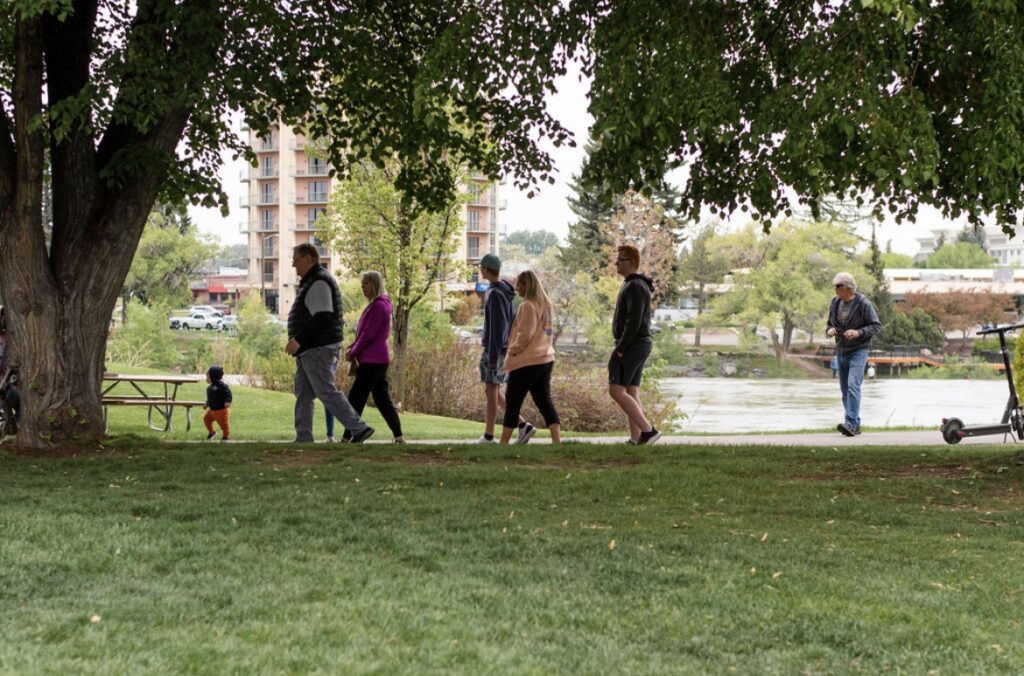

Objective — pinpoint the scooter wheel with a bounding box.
[941,418,964,445]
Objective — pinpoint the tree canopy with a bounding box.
[578,1,1024,232]
[924,242,996,269]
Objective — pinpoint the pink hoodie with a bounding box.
[504,299,555,373]
[346,294,392,365]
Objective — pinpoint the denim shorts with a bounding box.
[479,350,507,385]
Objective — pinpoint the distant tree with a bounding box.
[503,229,560,256]
[677,222,732,346]
[924,242,996,269]
[875,308,945,351]
[863,224,894,325]
[882,252,915,268]
[956,226,988,252]
[320,158,468,400]
[713,221,869,360]
[123,208,219,310]
[217,244,250,271]
[901,291,1012,346]
[599,190,682,305]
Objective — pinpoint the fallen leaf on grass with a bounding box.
[90,615,101,624]
[608,540,617,551]
[772,572,782,580]
[760,532,768,542]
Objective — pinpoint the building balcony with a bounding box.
[292,221,322,231]
[293,166,330,177]
[293,195,329,205]
[254,194,279,206]
[256,142,278,153]
[259,245,279,258]
[262,273,277,284]
[315,246,330,257]
[257,219,278,232]
[289,141,307,150]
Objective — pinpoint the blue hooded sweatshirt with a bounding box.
[482,279,516,364]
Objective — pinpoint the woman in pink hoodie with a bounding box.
[339,271,404,443]
[499,270,561,444]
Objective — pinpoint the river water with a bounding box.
[661,377,1014,433]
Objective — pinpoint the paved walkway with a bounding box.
[374,430,1021,447]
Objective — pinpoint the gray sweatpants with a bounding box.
[293,344,369,442]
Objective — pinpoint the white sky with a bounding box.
[189,62,967,257]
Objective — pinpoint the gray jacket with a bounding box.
[827,293,882,355]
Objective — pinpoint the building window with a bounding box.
[260,183,275,203]
[308,157,327,175]
[309,207,326,225]
[309,181,328,202]
[260,156,275,177]
[262,260,274,282]
[259,134,275,151]
[467,209,480,231]
[467,236,480,259]
[260,210,274,230]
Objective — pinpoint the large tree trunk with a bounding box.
[0,11,191,452]
[694,286,705,347]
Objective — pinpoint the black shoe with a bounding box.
[206,432,216,441]
[637,428,661,445]
[837,423,855,437]
[350,426,375,444]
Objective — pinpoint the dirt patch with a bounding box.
[259,450,335,469]
[1,441,133,459]
[791,463,977,482]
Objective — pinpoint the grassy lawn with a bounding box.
[3,441,1024,673]
[103,363,484,441]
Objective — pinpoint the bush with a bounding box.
[401,338,674,432]
[450,292,482,325]
[107,302,180,369]
[905,355,1002,380]
[876,308,945,350]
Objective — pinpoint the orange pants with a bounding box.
[204,408,230,437]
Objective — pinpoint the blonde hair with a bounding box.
[517,270,553,324]
[361,271,386,299]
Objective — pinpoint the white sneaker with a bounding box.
[475,435,498,444]
[515,422,537,445]
[326,436,336,443]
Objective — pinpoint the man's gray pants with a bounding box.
[293,345,369,442]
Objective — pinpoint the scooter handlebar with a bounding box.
[977,321,1024,336]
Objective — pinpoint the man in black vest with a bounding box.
[285,243,374,443]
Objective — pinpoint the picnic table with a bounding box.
[101,373,204,432]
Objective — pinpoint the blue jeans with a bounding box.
[836,348,869,431]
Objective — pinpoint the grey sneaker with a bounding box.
[516,422,537,445]
[475,435,498,444]
[837,423,855,437]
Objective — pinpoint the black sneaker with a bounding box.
[206,432,216,441]
[637,428,661,445]
[350,426,375,444]
[837,423,855,437]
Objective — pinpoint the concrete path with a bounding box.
[376,430,1021,447]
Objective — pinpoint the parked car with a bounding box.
[219,315,239,331]
[181,313,224,330]
[188,305,224,318]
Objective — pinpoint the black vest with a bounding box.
[288,264,344,354]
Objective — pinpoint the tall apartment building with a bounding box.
[916,224,1024,266]
[240,123,501,318]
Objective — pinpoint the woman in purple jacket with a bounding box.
[339,271,404,443]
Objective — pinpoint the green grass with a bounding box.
[103,363,485,441]
[3,441,1024,673]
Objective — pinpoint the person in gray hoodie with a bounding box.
[477,254,533,444]
[608,245,661,445]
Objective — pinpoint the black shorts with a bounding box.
[608,338,652,387]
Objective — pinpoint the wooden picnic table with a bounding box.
[101,373,204,432]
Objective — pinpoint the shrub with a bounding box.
[400,339,674,432]
[450,292,482,325]
[905,355,1002,380]
[107,302,180,369]
[876,308,945,350]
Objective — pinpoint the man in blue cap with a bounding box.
[477,253,535,444]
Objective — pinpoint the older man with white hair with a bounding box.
[825,272,882,437]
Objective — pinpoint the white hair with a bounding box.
[832,272,857,291]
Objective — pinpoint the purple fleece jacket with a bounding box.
[346,294,392,364]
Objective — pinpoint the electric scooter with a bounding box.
[941,321,1024,444]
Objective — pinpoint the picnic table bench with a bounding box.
[101,373,204,432]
